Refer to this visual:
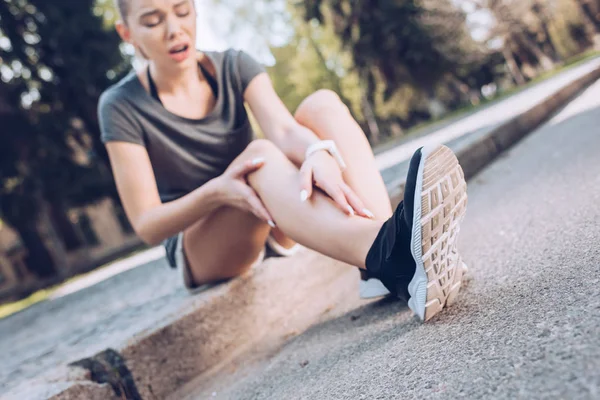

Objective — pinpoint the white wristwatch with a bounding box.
[305,140,347,171]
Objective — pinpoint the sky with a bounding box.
[194,0,291,65]
[195,0,229,51]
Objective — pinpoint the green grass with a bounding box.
[0,288,55,320]
[373,50,600,153]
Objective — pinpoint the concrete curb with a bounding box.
[4,63,600,400]
[454,64,600,184]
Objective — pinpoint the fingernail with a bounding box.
[300,190,308,202]
[268,220,276,228]
[347,205,355,216]
[251,157,265,166]
[363,208,375,219]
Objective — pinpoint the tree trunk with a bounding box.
[516,32,555,71]
[306,32,352,106]
[14,221,57,278]
[578,0,600,49]
[531,2,562,62]
[361,95,381,144]
[502,44,527,86]
[578,0,600,32]
[48,201,84,251]
[541,25,562,62]
[448,75,481,106]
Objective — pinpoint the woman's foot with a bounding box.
[365,144,468,321]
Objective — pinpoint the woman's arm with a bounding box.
[106,140,273,245]
[106,141,224,245]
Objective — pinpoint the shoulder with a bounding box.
[201,47,247,61]
[97,71,145,143]
[201,48,263,71]
[98,71,139,112]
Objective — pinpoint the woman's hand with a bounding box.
[299,151,374,218]
[216,157,275,227]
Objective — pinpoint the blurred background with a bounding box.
[0,0,599,311]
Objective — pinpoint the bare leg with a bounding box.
[295,90,392,285]
[294,90,392,220]
[183,205,269,285]
[266,90,392,253]
[183,139,382,285]
[246,140,382,267]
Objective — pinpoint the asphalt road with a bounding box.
[180,79,600,399]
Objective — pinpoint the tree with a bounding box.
[301,0,493,119]
[576,0,600,32]
[206,0,293,61]
[0,0,128,277]
[208,0,380,137]
[530,0,562,62]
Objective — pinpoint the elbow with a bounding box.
[133,216,164,247]
[138,231,162,247]
[136,226,163,247]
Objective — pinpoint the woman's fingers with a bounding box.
[230,157,265,178]
[321,182,354,216]
[242,185,275,227]
[299,164,313,202]
[340,183,374,219]
[227,158,275,226]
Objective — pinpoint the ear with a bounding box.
[115,20,132,44]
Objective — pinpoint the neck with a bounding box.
[149,51,200,94]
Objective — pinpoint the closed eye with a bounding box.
[174,1,191,17]
[140,11,163,27]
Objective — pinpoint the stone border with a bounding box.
[454,65,600,183]
[4,62,600,400]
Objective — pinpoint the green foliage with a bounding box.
[0,0,128,275]
[268,10,363,117]
[301,0,490,98]
[1,0,128,209]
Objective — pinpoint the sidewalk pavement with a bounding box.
[1,56,600,400]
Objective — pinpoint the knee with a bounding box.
[294,89,349,123]
[244,138,282,159]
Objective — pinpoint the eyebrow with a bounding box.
[139,1,188,19]
[139,9,160,19]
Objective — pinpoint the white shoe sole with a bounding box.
[407,144,468,321]
[359,278,391,299]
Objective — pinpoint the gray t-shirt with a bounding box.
[98,48,266,203]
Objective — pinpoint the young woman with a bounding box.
[99,0,468,321]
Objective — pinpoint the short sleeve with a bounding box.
[98,89,145,146]
[235,50,266,93]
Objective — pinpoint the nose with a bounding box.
[165,14,182,40]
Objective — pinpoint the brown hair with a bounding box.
[114,0,129,19]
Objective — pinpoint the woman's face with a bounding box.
[118,0,197,69]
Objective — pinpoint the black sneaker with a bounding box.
[365,144,468,321]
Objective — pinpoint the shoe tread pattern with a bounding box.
[420,145,468,321]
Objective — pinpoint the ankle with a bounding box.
[364,201,415,292]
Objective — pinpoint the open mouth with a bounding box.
[169,44,189,54]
